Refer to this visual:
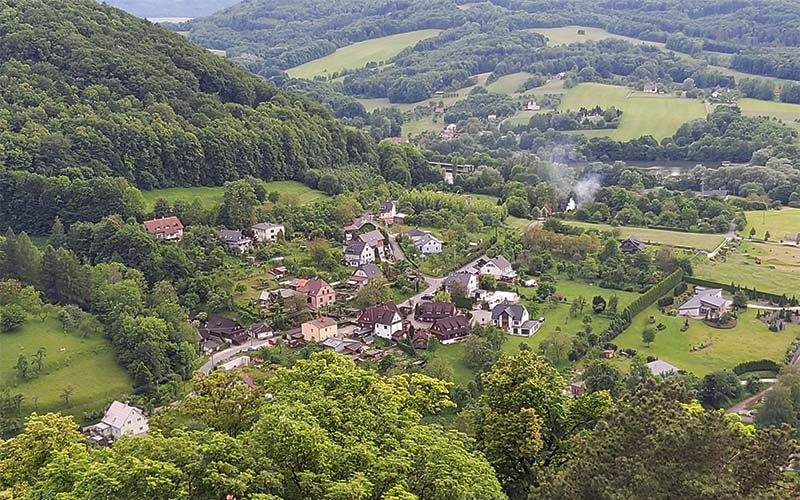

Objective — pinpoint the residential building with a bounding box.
[380,201,396,222]
[89,401,149,440]
[358,229,386,257]
[200,339,222,355]
[415,233,443,255]
[407,228,430,241]
[301,317,338,342]
[417,301,457,322]
[349,263,383,287]
[677,288,732,320]
[257,288,301,309]
[492,303,541,335]
[247,320,273,339]
[218,229,252,253]
[444,271,478,296]
[524,100,541,111]
[322,337,365,356]
[430,315,470,343]
[142,216,184,241]
[251,222,285,243]
[296,278,336,310]
[470,255,515,280]
[647,359,680,376]
[566,381,586,398]
[344,239,375,267]
[357,302,403,340]
[197,315,250,345]
[620,236,647,254]
[643,83,658,93]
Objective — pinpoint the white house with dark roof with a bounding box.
[677,288,732,320]
[358,229,386,257]
[251,222,285,243]
[88,401,149,440]
[218,229,252,253]
[349,263,383,287]
[415,233,443,255]
[344,239,375,267]
[470,255,515,279]
[492,303,541,336]
[444,271,479,296]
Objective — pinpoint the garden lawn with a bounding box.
[738,99,800,130]
[559,83,707,140]
[424,343,474,387]
[0,312,131,420]
[614,305,797,377]
[287,30,442,79]
[694,241,800,296]
[744,208,800,240]
[141,181,327,210]
[566,220,725,251]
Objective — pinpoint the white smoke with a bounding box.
[573,174,602,207]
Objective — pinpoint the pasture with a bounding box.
[744,208,800,240]
[287,30,442,79]
[614,305,796,376]
[0,312,132,420]
[559,83,707,140]
[566,220,725,252]
[141,181,327,210]
[485,72,534,95]
[737,99,800,129]
[531,25,662,49]
[694,241,800,296]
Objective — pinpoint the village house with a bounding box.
[301,316,338,342]
[565,381,586,398]
[469,255,516,280]
[492,303,542,336]
[643,83,658,93]
[251,222,285,243]
[217,229,252,253]
[349,263,383,287]
[200,338,222,355]
[357,302,403,340]
[620,235,648,254]
[247,320,273,340]
[524,100,541,111]
[380,201,396,224]
[430,315,470,343]
[677,288,732,320]
[647,359,681,376]
[322,337,365,356]
[343,217,373,240]
[358,229,387,258]
[441,123,456,141]
[197,315,250,345]
[411,330,430,350]
[86,401,149,440]
[142,216,184,241]
[344,239,375,267]
[417,301,457,322]
[296,278,336,310]
[415,233,443,255]
[257,288,301,309]
[444,271,479,297]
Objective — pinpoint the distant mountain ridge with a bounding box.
[100,0,239,18]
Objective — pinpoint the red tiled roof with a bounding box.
[143,216,183,236]
[298,278,332,297]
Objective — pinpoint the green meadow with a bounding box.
[141,181,327,210]
[566,220,725,252]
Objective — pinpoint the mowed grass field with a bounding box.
[559,83,707,140]
[614,305,796,376]
[732,99,800,130]
[531,25,663,49]
[694,241,800,296]
[141,181,327,210]
[744,208,800,239]
[0,312,132,419]
[566,220,725,251]
[287,29,442,79]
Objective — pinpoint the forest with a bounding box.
[0,0,376,189]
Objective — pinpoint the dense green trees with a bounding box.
[0,0,375,189]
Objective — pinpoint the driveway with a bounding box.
[400,276,444,308]
[199,338,271,374]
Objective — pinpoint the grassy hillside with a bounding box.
[0,312,132,419]
[288,30,442,79]
[744,208,800,239]
[142,181,328,210]
[559,83,707,140]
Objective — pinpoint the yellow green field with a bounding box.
[694,241,800,295]
[485,72,534,95]
[567,220,725,251]
[0,312,132,419]
[744,208,800,240]
[531,25,663,48]
[559,83,707,140]
[737,99,800,129]
[287,29,442,79]
[614,305,796,377]
[141,181,327,210]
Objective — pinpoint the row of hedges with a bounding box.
[602,269,684,342]
[732,359,781,376]
[685,277,799,306]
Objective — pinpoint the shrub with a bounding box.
[657,296,675,307]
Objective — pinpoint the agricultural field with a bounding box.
[694,241,800,296]
[559,83,707,140]
[141,181,327,210]
[485,72,534,95]
[735,99,800,129]
[566,220,726,252]
[614,305,797,377]
[744,208,800,240]
[0,311,132,420]
[531,25,663,49]
[287,29,442,79]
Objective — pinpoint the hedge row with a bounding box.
[732,359,780,376]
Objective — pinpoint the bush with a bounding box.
[732,359,780,376]
[657,296,674,307]
[674,283,688,296]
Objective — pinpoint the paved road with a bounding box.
[401,276,444,308]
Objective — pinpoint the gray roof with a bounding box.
[407,228,429,239]
[359,229,385,246]
[252,222,282,231]
[218,229,248,242]
[678,288,729,311]
[380,201,395,213]
[355,263,383,278]
[415,233,441,248]
[101,401,143,429]
[489,255,511,269]
[492,303,527,321]
[345,239,368,256]
[445,271,474,289]
[647,359,680,376]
